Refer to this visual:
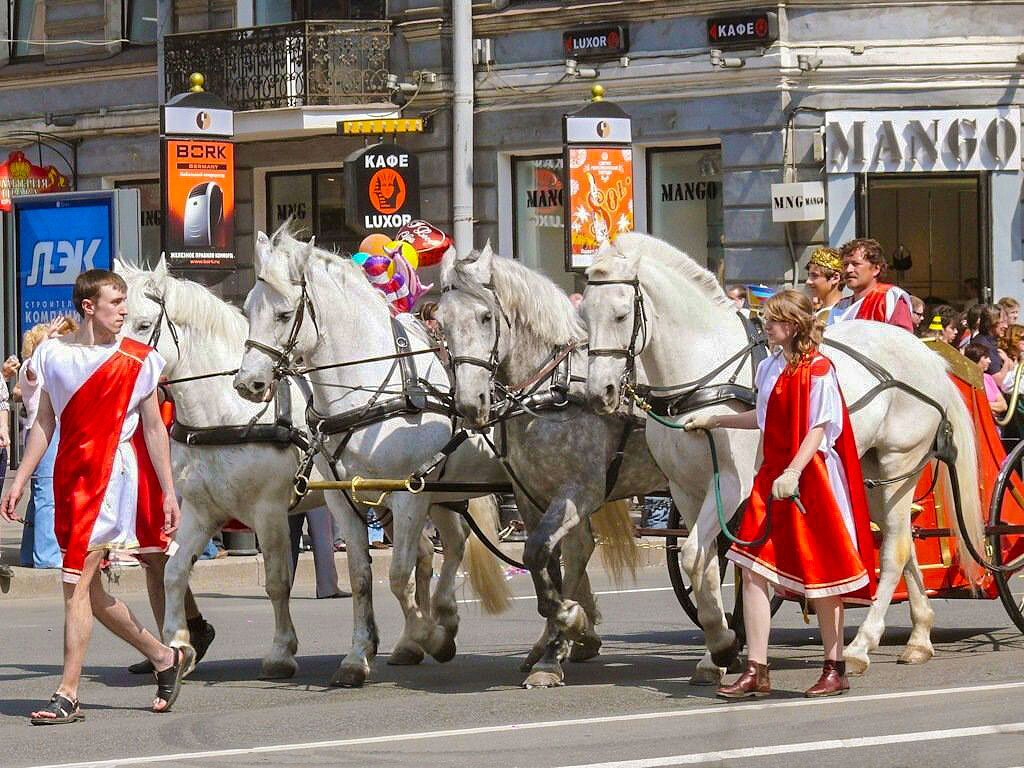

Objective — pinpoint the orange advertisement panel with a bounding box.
[162,139,235,269]
[566,146,634,269]
[0,151,70,212]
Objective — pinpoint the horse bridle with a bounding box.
[145,291,181,356]
[441,282,511,381]
[243,277,320,379]
[586,278,648,391]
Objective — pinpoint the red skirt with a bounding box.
[725,454,871,603]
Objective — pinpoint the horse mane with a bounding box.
[446,249,585,346]
[266,221,431,343]
[123,265,247,346]
[591,232,733,309]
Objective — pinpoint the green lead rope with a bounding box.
[637,400,802,546]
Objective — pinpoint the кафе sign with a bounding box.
[826,107,1022,173]
[345,142,421,236]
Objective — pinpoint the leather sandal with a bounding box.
[153,646,195,713]
[30,693,84,725]
[130,618,215,676]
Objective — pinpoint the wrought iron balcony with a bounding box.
[164,20,392,111]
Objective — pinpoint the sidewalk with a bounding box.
[1,514,668,600]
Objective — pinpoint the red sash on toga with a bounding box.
[728,355,877,602]
[53,338,159,582]
[856,283,915,332]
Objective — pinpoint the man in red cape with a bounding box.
[2,270,192,723]
[833,238,915,332]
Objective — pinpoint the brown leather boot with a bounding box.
[717,660,770,699]
[804,659,849,697]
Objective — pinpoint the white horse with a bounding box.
[232,227,516,687]
[583,233,984,679]
[437,244,669,687]
[120,258,319,678]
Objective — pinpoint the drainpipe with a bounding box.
[452,0,474,254]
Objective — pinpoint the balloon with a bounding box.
[390,248,433,311]
[395,220,452,267]
[384,240,419,269]
[359,233,391,257]
[362,254,393,290]
[352,251,371,266]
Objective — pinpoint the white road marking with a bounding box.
[457,586,674,605]
[557,722,1024,768]
[24,681,1024,768]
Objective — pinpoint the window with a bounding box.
[266,169,361,253]
[511,154,573,292]
[125,0,158,43]
[115,180,162,268]
[646,147,724,278]
[9,0,44,58]
[255,0,386,23]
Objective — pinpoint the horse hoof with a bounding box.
[330,665,368,688]
[170,641,198,676]
[564,603,590,642]
[709,638,740,670]
[388,645,425,666]
[688,665,723,686]
[260,657,298,679]
[430,635,458,664]
[523,670,564,689]
[569,636,602,663]
[897,644,933,665]
[843,652,870,677]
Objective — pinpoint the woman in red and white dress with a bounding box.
[685,289,876,698]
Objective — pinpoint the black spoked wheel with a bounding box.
[990,440,1024,634]
[665,501,782,641]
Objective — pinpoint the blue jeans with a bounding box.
[19,438,62,569]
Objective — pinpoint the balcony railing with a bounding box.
[164,20,392,111]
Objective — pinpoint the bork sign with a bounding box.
[346,143,421,236]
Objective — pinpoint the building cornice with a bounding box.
[0,62,156,91]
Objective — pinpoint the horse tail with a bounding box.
[592,499,639,585]
[462,495,512,614]
[942,380,985,585]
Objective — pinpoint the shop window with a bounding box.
[511,154,573,292]
[255,0,386,23]
[267,169,361,254]
[125,0,158,43]
[646,147,723,279]
[115,180,162,268]
[9,0,45,58]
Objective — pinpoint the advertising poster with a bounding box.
[163,138,235,269]
[346,143,420,236]
[16,197,113,338]
[567,146,634,268]
[0,151,70,211]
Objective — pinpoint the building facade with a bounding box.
[1,0,1023,333]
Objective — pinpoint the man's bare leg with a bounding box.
[139,553,202,634]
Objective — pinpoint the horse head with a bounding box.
[437,241,509,428]
[582,237,643,414]
[234,227,319,403]
[121,256,181,374]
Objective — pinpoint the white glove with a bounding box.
[771,468,801,500]
[683,413,719,432]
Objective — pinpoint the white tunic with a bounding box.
[32,338,164,555]
[755,350,857,544]
[833,284,912,325]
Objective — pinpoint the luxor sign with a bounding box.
[345,142,421,236]
[563,25,628,59]
[826,108,1022,173]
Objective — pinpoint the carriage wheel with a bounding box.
[665,502,782,640]
[990,439,1024,634]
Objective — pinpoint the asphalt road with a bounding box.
[2,566,1023,768]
